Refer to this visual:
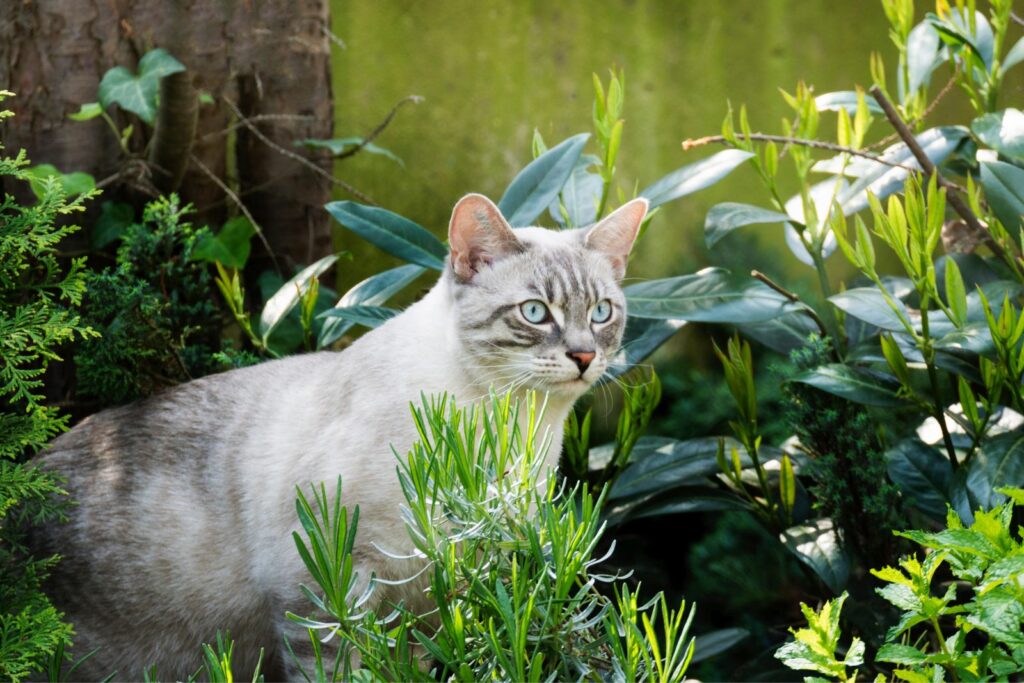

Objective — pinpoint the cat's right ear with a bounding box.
[448,194,523,282]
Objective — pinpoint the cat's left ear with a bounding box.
[448,194,524,283]
[584,198,648,280]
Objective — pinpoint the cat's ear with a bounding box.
[584,198,648,280]
[448,194,524,282]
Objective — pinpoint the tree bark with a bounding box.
[0,0,335,271]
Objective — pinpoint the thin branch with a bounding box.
[869,85,1016,267]
[222,96,376,204]
[322,24,347,50]
[864,71,959,151]
[682,133,919,172]
[750,270,830,339]
[336,95,423,161]
[198,113,317,142]
[189,153,282,274]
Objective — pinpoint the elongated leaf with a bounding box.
[318,264,425,348]
[690,628,749,664]
[68,102,102,121]
[886,438,953,520]
[934,322,994,356]
[326,201,446,270]
[791,364,903,407]
[972,109,1024,161]
[549,154,602,228]
[1003,35,1024,73]
[838,127,969,214]
[828,287,909,332]
[814,91,883,114]
[296,137,404,166]
[498,133,589,226]
[259,255,338,342]
[606,316,687,378]
[609,436,744,500]
[929,9,994,71]
[640,149,753,209]
[318,305,398,330]
[907,21,943,93]
[97,48,185,124]
[624,486,749,521]
[979,160,1024,231]
[625,267,806,323]
[964,427,1024,511]
[780,519,850,593]
[737,312,822,354]
[704,202,789,248]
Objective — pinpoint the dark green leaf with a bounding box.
[259,255,338,342]
[814,91,883,114]
[704,202,789,248]
[640,149,753,209]
[876,644,927,666]
[317,305,398,330]
[625,267,807,323]
[191,216,256,269]
[690,628,749,664]
[972,109,1024,161]
[498,133,589,226]
[934,322,994,356]
[608,436,744,500]
[623,486,749,520]
[606,316,687,378]
[325,201,447,270]
[828,287,909,332]
[90,201,134,250]
[318,264,425,348]
[549,154,602,228]
[737,312,822,354]
[961,427,1024,514]
[980,160,1024,231]
[886,438,953,520]
[780,519,850,593]
[791,364,904,407]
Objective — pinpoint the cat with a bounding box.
[30,193,648,680]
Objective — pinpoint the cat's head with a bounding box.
[446,193,646,399]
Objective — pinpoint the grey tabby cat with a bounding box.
[31,193,648,680]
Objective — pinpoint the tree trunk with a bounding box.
[0,0,335,271]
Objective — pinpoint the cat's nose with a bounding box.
[567,350,596,373]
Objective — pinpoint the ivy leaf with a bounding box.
[191,217,256,269]
[98,48,186,125]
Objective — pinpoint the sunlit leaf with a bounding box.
[498,133,589,226]
[640,149,753,209]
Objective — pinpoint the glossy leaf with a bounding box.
[326,201,447,270]
[782,177,846,266]
[625,267,806,324]
[549,154,602,228]
[780,519,850,594]
[828,287,909,332]
[259,255,338,343]
[791,364,903,407]
[1003,35,1024,73]
[838,127,969,214]
[972,109,1024,161]
[928,9,994,71]
[621,486,750,521]
[98,48,186,124]
[737,312,821,354]
[962,428,1024,513]
[608,436,744,500]
[318,305,398,330]
[690,628,749,664]
[907,21,943,93]
[606,316,687,378]
[814,91,883,114]
[318,264,425,348]
[704,202,789,249]
[886,439,953,520]
[498,133,589,226]
[979,160,1024,231]
[639,149,753,209]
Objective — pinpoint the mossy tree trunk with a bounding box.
[0,0,335,270]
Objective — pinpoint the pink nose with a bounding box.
[567,350,596,373]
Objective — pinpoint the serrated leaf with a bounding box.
[640,149,753,209]
[498,133,589,226]
[704,202,789,248]
[877,644,928,666]
[325,201,446,270]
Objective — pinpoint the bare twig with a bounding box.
[869,85,1016,267]
[336,95,423,161]
[1011,10,1024,27]
[864,72,959,151]
[197,113,317,142]
[682,133,918,172]
[750,270,830,339]
[189,153,282,274]
[322,24,347,50]
[222,96,376,204]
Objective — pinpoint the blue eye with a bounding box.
[592,299,612,323]
[520,300,550,324]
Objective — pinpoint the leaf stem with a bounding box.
[919,300,958,469]
[750,270,831,340]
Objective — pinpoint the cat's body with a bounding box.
[31,195,647,680]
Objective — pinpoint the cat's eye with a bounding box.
[591,299,613,323]
[520,300,551,324]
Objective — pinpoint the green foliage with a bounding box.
[75,195,222,405]
[777,489,1024,682]
[287,393,696,681]
[774,592,866,683]
[0,91,89,681]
